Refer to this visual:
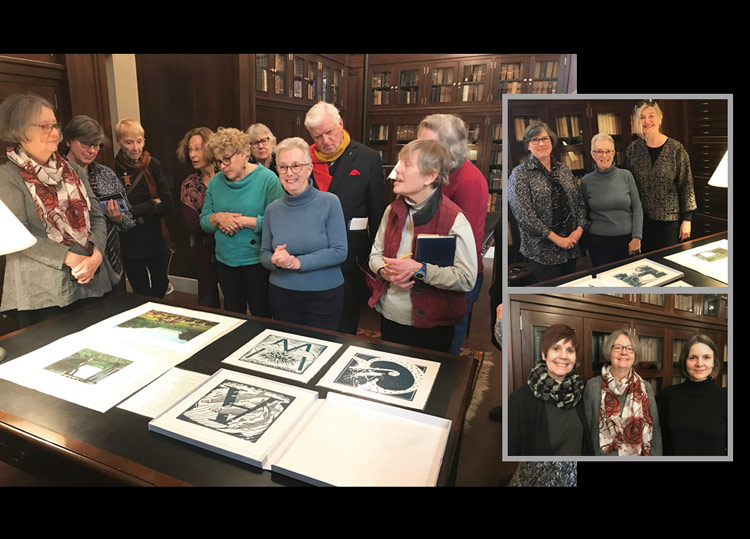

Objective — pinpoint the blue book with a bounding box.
[416,234,456,267]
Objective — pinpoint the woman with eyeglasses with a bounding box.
[623,100,697,252]
[0,94,117,327]
[658,334,727,455]
[260,137,347,330]
[200,127,283,317]
[176,127,220,308]
[583,329,662,456]
[508,324,592,456]
[114,118,174,299]
[246,123,277,176]
[62,115,135,285]
[580,133,643,267]
[508,122,588,284]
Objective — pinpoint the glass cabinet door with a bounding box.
[397,68,420,105]
[555,112,585,175]
[429,65,457,104]
[496,60,524,98]
[371,70,392,106]
[459,61,487,103]
[529,58,559,94]
[272,54,287,97]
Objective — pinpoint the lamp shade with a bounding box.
[0,197,36,255]
[708,151,728,188]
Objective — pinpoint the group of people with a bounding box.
[508,325,727,457]
[0,94,488,356]
[509,100,697,283]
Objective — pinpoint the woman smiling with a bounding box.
[583,329,662,456]
[507,324,592,456]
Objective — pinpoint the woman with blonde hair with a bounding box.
[114,118,173,298]
[200,127,283,316]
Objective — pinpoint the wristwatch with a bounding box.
[414,262,427,281]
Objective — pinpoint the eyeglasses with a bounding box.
[592,150,614,157]
[251,137,270,148]
[30,123,62,133]
[529,136,551,145]
[612,345,634,354]
[79,141,103,151]
[277,163,311,174]
[637,99,657,108]
[216,151,239,167]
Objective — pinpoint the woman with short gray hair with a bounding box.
[246,123,277,175]
[0,94,116,326]
[580,132,643,267]
[62,115,135,282]
[508,121,587,283]
[583,328,662,456]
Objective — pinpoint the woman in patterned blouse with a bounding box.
[623,100,697,252]
[508,122,588,284]
[176,127,220,308]
[62,115,135,283]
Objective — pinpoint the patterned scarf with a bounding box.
[530,155,576,237]
[597,364,653,456]
[527,360,584,410]
[310,130,351,192]
[7,145,92,249]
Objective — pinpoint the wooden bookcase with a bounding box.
[508,294,729,396]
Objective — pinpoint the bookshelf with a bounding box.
[509,294,728,396]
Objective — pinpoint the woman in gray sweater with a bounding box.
[580,133,643,267]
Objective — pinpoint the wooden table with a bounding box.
[0,293,479,486]
[531,231,728,287]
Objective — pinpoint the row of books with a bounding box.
[431,67,455,85]
[487,191,501,212]
[530,80,558,94]
[597,113,622,136]
[371,90,391,106]
[499,62,522,80]
[461,85,484,102]
[430,87,454,103]
[514,116,542,140]
[561,150,585,171]
[369,125,389,142]
[462,65,486,83]
[556,114,583,139]
[399,70,419,87]
[371,72,392,88]
[533,61,559,79]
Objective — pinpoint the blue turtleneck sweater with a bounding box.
[260,182,347,291]
[580,164,643,238]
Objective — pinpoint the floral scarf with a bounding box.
[7,145,92,249]
[597,364,653,456]
[527,360,584,410]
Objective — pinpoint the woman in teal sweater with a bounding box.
[580,133,643,267]
[260,137,347,331]
[201,128,283,316]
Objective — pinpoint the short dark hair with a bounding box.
[679,334,721,380]
[62,115,109,152]
[540,324,578,359]
[523,121,558,151]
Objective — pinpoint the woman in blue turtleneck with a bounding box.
[658,334,727,456]
[580,133,643,267]
[260,137,347,331]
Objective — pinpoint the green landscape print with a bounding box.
[116,310,219,344]
[45,348,133,385]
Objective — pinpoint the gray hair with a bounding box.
[62,115,109,152]
[522,121,558,151]
[591,132,615,149]
[399,139,451,189]
[418,114,469,171]
[274,137,312,165]
[304,101,341,130]
[602,328,642,365]
[0,93,56,144]
[246,123,277,147]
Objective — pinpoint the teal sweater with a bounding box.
[580,165,643,238]
[260,181,347,292]
[200,165,283,267]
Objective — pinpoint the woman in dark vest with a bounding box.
[368,139,477,353]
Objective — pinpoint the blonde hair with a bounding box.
[114,118,145,142]
[633,100,664,139]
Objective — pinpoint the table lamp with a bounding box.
[0,197,37,361]
[708,151,728,188]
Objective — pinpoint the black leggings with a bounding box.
[216,262,271,318]
[269,284,344,332]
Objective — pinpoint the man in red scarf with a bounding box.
[305,102,386,334]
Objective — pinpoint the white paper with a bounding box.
[593,258,684,287]
[664,239,729,284]
[86,302,244,357]
[0,332,186,413]
[118,368,209,418]
[221,329,342,383]
[316,345,440,410]
[271,392,451,486]
[149,369,319,469]
[349,217,369,231]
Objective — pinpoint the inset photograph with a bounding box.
[505,96,729,287]
[505,293,729,459]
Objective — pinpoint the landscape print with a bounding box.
[116,310,219,344]
[44,348,133,385]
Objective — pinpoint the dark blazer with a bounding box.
[508,385,593,456]
[311,140,386,274]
